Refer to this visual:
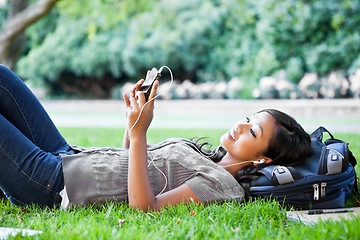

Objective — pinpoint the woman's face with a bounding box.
[220,111,276,163]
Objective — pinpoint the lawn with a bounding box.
[1,127,360,239]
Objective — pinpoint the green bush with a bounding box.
[17,19,89,84]
[14,0,360,98]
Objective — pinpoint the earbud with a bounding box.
[223,159,266,168]
[253,159,265,164]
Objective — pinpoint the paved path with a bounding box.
[41,99,360,133]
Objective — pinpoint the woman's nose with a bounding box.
[236,122,250,132]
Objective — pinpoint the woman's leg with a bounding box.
[0,65,69,154]
[0,65,69,206]
[0,114,64,206]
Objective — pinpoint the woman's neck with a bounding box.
[217,154,254,177]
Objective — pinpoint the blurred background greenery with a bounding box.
[1,0,360,99]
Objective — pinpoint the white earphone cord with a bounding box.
[127,65,173,195]
[128,65,173,135]
[222,158,265,168]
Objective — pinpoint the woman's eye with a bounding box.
[250,128,256,138]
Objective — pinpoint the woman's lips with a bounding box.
[228,128,236,140]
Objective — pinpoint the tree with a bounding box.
[16,0,160,98]
[0,0,59,69]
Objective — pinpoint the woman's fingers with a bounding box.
[136,90,146,105]
[123,93,130,107]
[129,93,138,109]
[147,80,159,103]
[130,79,144,96]
[124,78,158,111]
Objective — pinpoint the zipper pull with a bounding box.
[321,182,327,198]
[313,183,319,201]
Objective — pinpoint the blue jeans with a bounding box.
[0,65,72,207]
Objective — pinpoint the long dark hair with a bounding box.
[258,109,312,165]
[189,109,312,182]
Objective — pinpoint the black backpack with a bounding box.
[250,127,358,209]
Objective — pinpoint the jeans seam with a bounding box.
[8,195,26,205]
[47,161,62,189]
[0,143,57,192]
[0,85,37,144]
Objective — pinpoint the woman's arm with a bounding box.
[127,133,201,211]
[122,128,152,149]
[123,80,201,211]
[122,128,130,149]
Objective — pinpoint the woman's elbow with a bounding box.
[128,200,157,212]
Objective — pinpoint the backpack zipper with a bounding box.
[321,182,327,198]
[313,184,319,200]
[313,182,327,200]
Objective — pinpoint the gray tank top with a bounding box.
[61,138,245,206]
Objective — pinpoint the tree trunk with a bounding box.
[0,0,59,69]
[4,0,29,69]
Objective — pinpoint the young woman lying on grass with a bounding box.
[0,65,312,211]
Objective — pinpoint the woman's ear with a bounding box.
[254,156,272,165]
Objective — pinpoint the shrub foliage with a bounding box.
[9,0,360,98]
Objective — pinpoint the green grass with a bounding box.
[1,128,360,239]
[58,127,227,147]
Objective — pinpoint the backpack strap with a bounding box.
[311,126,334,141]
[318,143,348,175]
[259,166,302,185]
[325,138,357,168]
[325,138,359,194]
[349,150,359,194]
[314,126,359,194]
[311,127,348,175]
[326,148,345,174]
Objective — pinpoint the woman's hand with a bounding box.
[123,79,159,140]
